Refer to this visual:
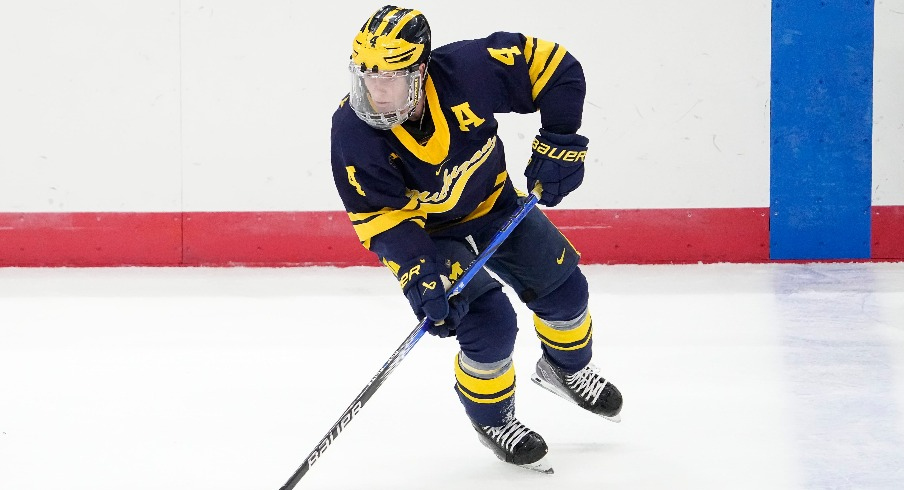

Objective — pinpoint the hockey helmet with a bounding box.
[348,6,431,129]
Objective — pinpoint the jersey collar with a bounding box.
[391,75,450,165]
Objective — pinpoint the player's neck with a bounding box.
[410,94,426,122]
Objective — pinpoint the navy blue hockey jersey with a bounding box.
[330,32,586,268]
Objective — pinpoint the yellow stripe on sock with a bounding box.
[534,312,593,351]
[454,354,515,404]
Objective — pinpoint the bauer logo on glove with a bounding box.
[397,259,424,289]
[531,138,587,163]
[524,129,589,207]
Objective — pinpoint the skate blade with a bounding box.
[530,374,622,423]
[477,435,555,474]
[519,457,554,474]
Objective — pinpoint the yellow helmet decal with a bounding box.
[351,7,427,72]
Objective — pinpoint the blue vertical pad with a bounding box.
[770,1,874,259]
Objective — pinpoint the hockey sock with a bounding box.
[454,352,515,427]
[533,307,593,373]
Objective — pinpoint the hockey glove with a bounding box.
[396,255,468,337]
[524,129,589,207]
[430,296,469,338]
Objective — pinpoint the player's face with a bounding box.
[348,62,423,130]
[361,70,411,112]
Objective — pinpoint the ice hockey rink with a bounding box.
[1,262,903,490]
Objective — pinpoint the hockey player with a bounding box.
[330,5,622,471]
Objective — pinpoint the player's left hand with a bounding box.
[524,129,589,207]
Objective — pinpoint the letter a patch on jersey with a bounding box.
[450,102,485,132]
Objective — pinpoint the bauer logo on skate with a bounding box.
[308,401,363,467]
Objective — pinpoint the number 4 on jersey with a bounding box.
[487,46,522,65]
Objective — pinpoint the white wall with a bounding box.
[0,1,899,213]
[874,0,904,206]
[0,2,181,212]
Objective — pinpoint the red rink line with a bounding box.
[1,207,901,267]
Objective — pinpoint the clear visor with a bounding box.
[348,62,421,130]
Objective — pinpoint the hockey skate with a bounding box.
[471,418,553,474]
[531,354,623,422]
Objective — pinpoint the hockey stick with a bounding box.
[278,187,541,489]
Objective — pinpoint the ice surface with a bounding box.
[1,263,903,489]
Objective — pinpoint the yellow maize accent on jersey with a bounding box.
[347,140,498,248]
[381,257,401,275]
[454,354,516,404]
[459,171,507,225]
[391,76,450,164]
[524,37,535,70]
[347,199,427,247]
[345,166,366,197]
[534,312,593,351]
[526,37,568,101]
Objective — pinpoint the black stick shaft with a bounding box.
[278,191,539,489]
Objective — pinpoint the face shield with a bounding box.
[348,62,422,130]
